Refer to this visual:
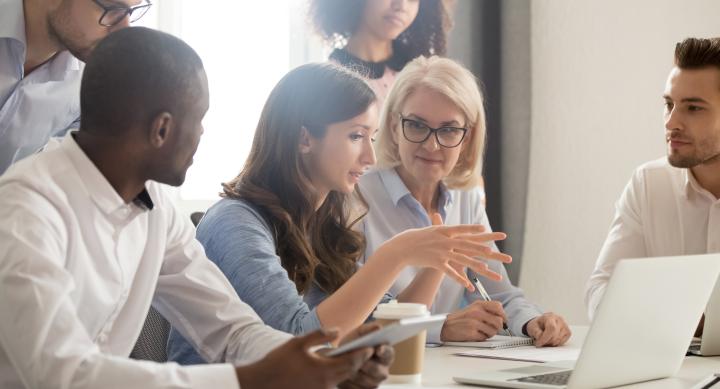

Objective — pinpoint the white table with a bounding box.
[381,327,720,388]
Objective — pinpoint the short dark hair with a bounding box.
[674,37,720,70]
[308,0,453,63]
[80,27,204,134]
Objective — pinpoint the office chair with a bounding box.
[129,306,170,362]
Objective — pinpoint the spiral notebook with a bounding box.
[443,335,533,349]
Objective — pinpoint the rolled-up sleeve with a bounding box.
[585,170,646,321]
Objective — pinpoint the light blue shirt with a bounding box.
[0,0,83,174]
[358,167,543,342]
[169,197,382,365]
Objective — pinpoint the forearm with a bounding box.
[396,268,445,307]
[316,246,404,339]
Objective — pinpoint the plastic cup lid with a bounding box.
[373,300,429,320]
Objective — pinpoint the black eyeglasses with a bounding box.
[92,0,152,27]
[399,115,468,148]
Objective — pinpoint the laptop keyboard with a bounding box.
[514,370,572,386]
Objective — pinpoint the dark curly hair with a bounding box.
[309,0,454,63]
[222,63,376,295]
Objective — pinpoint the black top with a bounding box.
[329,46,409,79]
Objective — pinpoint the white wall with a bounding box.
[519,0,720,325]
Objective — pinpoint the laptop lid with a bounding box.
[569,254,720,388]
[454,254,720,389]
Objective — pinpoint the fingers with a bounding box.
[480,251,513,264]
[299,328,340,350]
[436,223,486,236]
[461,258,502,282]
[479,301,507,323]
[557,326,572,346]
[442,318,493,342]
[543,315,571,347]
[534,318,556,347]
[326,347,374,382]
[475,320,501,339]
[461,231,508,245]
[451,233,512,263]
[340,365,386,389]
[374,344,394,366]
[442,263,473,290]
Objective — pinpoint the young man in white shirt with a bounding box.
[0,27,392,389]
[0,0,151,174]
[586,37,720,321]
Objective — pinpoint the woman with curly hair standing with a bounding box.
[309,0,454,104]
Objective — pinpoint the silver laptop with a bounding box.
[454,254,720,389]
[689,274,720,356]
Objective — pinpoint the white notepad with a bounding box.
[444,335,534,349]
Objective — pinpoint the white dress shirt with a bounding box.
[0,133,292,389]
[586,157,720,320]
[0,0,82,175]
[358,168,542,342]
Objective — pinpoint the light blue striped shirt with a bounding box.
[0,0,82,174]
[358,167,543,342]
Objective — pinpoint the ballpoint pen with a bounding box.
[472,276,513,337]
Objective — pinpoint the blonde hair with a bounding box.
[375,56,486,190]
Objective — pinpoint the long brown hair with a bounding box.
[222,63,377,294]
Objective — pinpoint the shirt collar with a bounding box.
[378,167,454,210]
[683,167,718,202]
[0,0,82,79]
[0,0,27,48]
[61,132,154,214]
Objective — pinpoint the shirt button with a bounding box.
[98,333,108,343]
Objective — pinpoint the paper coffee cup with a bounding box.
[373,300,429,384]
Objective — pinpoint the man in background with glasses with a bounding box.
[0,0,151,175]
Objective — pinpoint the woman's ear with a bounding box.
[149,112,173,149]
[298,125,313,154]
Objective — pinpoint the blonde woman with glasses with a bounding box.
[359,56,571,346]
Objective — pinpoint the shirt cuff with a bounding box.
[510,310,542,338]
[185,363,240,389]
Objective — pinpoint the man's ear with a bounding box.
[149,112,173,149]
[298,125,314,154]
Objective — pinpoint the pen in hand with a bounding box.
[472,276,514,337]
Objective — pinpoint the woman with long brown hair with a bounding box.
[167,62,510,364]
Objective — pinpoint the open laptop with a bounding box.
[689,274,720,356]
[454,254,720,389]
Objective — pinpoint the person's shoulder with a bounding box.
[359,168,383,186]
[358,168,394,209]
[200,197,271,233]
[636,157,670,172]
[0,145,74,197]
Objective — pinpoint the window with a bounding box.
[146,1,325,211]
